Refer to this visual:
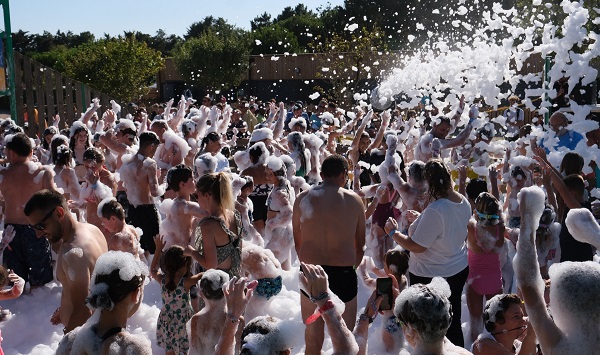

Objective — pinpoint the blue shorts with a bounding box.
[3,224,53,286]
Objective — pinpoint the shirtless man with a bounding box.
[0,133,55,288]
[98,198,145,262]
[293,154,366,354]
[414,95,475,162]
[24,189,107,333]
[160,164,207,250]
[99,116,137,217]
[118,132,164,255]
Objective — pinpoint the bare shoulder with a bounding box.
[106,332,152,355]
[470,338,503,355]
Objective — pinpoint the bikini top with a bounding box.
[251,183,272,197]
[194,210,243,278]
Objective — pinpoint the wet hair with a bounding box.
[475,192,502,226]
[199,270,229,300]
[288,132,308,171]
[161,246,192,292]
[394,279,452,344]
[86,251,147,311]
[483,294,522,332]
[385,248,409,282]
[519,124,532,138]
[200,132,220,152]
[248,143,268,165]
[42,127,58,150]
[54,144,73,167]
[563,174,585,198]
[50,136,70,165]
[424,159,452,200]
[559,152,584,176]
[536,205,556,251]
[83,147,105,163]
[240,175,254,190]
[511,166,525,180]
[196,172,235,211]
[167,164,193,192]
[5,132,32,157]
[0,266,8,288]
[321,154,348,178]
[69,125,90,152]
[24,189,68,217]
[408,161,426,183]
[100,199,126,220]
[240,316,286,354]
[5,125,23,135]
[181,120,197,138]
[465,178,488,201]
[139,131,160,149]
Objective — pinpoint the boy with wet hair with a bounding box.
[98,198,145,262]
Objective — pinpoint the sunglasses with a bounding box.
[30,207,56,231]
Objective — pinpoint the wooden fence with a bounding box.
[13,51,125,138]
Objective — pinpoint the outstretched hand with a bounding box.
[299,262,329,300]
[153,234,165,252]
[223,276,258,320]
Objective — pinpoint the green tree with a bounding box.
[63,37,164,102]
[173,28,251,91]
[311,26,390,104]
[251,24,300,55]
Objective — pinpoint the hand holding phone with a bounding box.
[376,277,394,311]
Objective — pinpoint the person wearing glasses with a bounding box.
[0,133,56,291]
[24,189,108,334]
[538,112,584,153]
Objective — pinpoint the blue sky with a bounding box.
[8,0,344,37]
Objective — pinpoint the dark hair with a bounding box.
[42,127,58,150]
[161,246,191,292]
[83,147,105,163]
[465,178,488,201]
[563,174,585,197]
[560,152,584,176]
[167,164,193,192]
[511,166,525,180]
[69,125,90,152]
[248,144,267,165]
[139,131,160,149]
[288,132,307,171]
[424,159,452,200]
[536,205,556,251]
[87,267,145,309]
[199,272,227,300]
[408,161,426,182]
[321,154,348,178]
[241,316,283,354]
[196,172,234,211]
[241,175,254,190]
[385,249,409,282]
[200,132,220,152]
[0,266,8,288]
[24,189,68,217]
[6,133,32,157]
[474,192,502,226]
[100,199,126,220]
[483,294,522,332]
[50,136,70,165]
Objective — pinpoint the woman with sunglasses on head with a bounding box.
[472,294,537,355]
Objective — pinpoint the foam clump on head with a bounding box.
[241,316,292,355]
[394,277,452,343]
[203,269,229,291]
[549,261,600,328]
[91,250,148,285]
[266,156,284,173]
[194,153,218,177]
[483,294,506,323]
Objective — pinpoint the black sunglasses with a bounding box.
[30,207,56,231]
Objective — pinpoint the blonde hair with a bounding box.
[196,172,235,211]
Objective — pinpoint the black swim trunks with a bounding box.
[300,265,357,303]
[3,224,53,286]
[127,204,159,254]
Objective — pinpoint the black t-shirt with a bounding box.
[560,201,594,262]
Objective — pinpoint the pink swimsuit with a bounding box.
[467,225,503,295]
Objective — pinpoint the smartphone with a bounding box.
[376,277,393,310]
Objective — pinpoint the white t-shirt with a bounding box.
[409,195,470,277]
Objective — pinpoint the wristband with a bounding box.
[388,229,397,237]
[226,312,241,324]
[358,313,374,324]
[309,291,329,303]
[305,300,335,324]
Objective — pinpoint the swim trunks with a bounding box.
[320,265,357,303]
[3,224,53,286]
[127,204,159,254]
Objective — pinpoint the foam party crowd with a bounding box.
[1,1,600,355]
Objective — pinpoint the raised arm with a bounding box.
[368,110,391,151]
[513,186,563,349]
[533,155,580,209]
[80,98,101,125]
[348,110,373,163]
[272,102,286,140]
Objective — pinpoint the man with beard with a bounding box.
[25,189,107,333]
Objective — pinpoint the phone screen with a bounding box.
[376,277,393,310]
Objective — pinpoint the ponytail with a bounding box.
[196,172,235,211]
[217,172,235,211]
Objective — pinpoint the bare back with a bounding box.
[241,165,269,185]
[0,161,55,224]
[119,154,156,206]
[56,222,108,331]
[294,184,365,266]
